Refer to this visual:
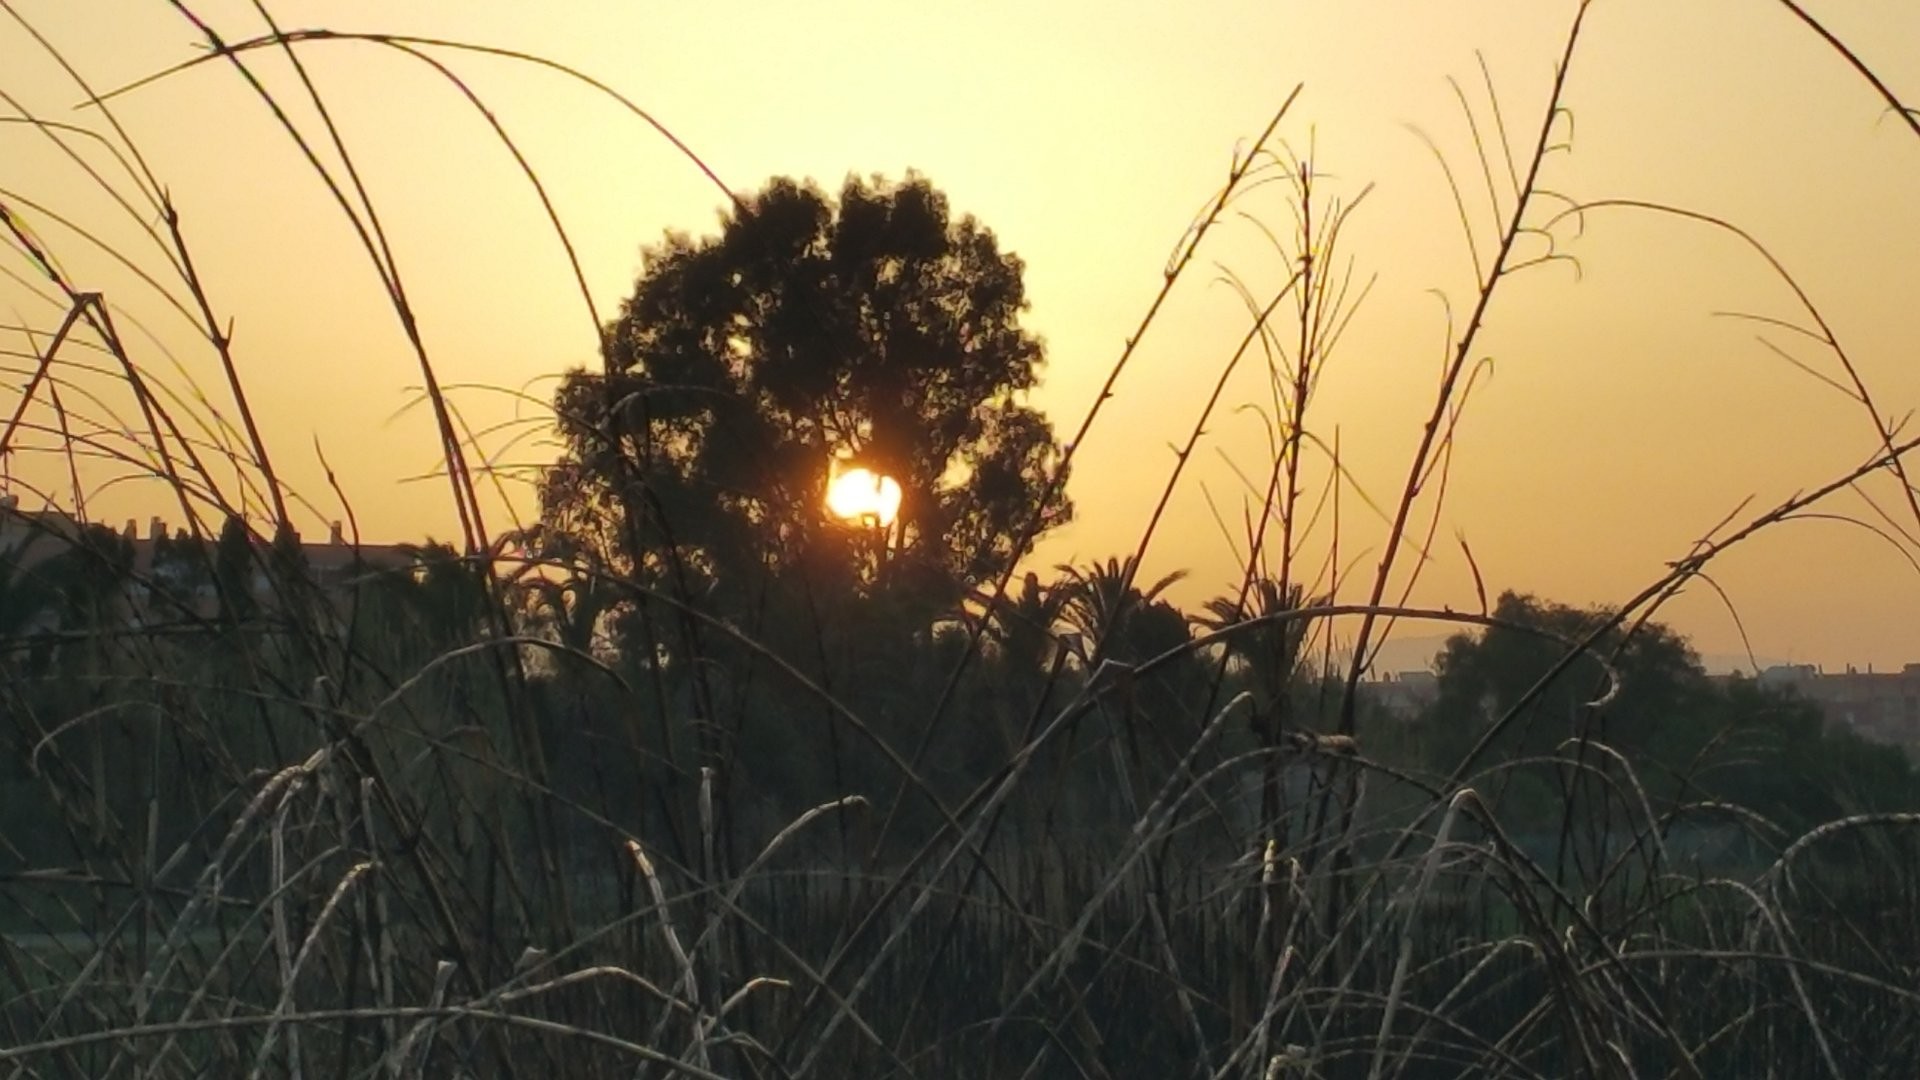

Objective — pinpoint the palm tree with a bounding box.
[1194,578,1318,740]
[503,525,620,661]
[964,571,1075,763]
[981,571,1067,674]
[392,541,495,650]
[1052,555,1189,668]
[1049,555,1205,816]
[1194,576,1321,851]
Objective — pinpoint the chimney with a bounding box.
[124,518,137,541]
[148,516,164,541]
[329,520,344,546]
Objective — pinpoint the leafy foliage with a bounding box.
[1417,592,1920,831]
[1053,555,1188,666]
[1194,577,1318,738]
[543,173,1071,627]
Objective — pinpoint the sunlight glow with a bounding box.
[826,465,902,528]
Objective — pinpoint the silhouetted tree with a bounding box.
[0,533,51,645]
[1423,592,1703,773]
[392,541,492,648]
[213,514,256,625]
[507,526,618,660]
[1054,555,1203,801]
[15,524,138,843]
[1054,556,1188,668]
[542,173,1072,626]
[1420,592,1920,837]
[1195,577,1319,841]
[1195,578,1318,739]
[984,571,1069,674]
[17,523,138,673]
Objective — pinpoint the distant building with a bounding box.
[1756,663,1820,689]
[1359,670,1440,721]
[1347,654,1920,750]
[0,493,84,571]
[1752,662,1920,749]
[3,495,414,622]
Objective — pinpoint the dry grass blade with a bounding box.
[5,5,1919,1077]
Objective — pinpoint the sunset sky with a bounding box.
[3,1,1917,670]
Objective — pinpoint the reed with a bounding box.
[2,3,1918,1077]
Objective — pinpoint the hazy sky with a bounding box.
[4,1,1918,669]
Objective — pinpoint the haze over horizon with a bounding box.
[4,1,1918,670]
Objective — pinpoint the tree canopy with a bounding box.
[542,173,1071,622]
[1417,592,1920,831]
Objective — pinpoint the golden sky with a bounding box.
[4,1,1918,670]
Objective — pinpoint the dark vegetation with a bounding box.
[4,3,1920,1077]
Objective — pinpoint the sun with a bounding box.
[825,464,902,528]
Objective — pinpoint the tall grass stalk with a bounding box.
[3,3,1919,1078]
